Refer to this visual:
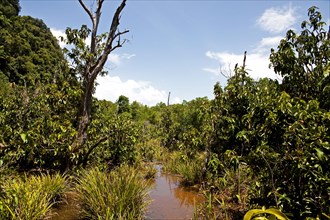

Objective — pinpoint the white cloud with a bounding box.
[108,53,136,66]
[202,67,221,75]
[255,36,282,52]
[203,36,284,81]
[50,28,66,47]
[257,5,297,33]
[108,54,121,66]
[94,75,181,106]
[253,36,283,55]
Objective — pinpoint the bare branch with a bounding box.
[95,0,104,16]
[105,0,127,51]
[109,30,129,52]
[90,30,128,79]
[88,0,128,79]
[78,0,94,23]
[219,63,234,79]
[242,51,247,70]
[82,136,108,166]
[90,0,104,54]
[95,43,128,79]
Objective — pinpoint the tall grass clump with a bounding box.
[162,150,182,173]
[176,157,204,186]
[76,165,151,219]
[140,163,158,179]
[193,191,225,220]
[0,173,68,219]
[163,151,204,186]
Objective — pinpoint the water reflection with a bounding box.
[145,165,203,219]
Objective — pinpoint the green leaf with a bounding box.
[322,213,330,219]
[266,208,290,220]
[20,133,28,143]
[244,208,290,220]
[315,148,324,160]
[269,215,277,220]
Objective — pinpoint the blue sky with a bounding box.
[20,0,330,106]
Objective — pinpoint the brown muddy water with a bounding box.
[145,164,203,219]
[50,164,203,219]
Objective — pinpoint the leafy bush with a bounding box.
[87,111,140,168]
[0,81,79,171]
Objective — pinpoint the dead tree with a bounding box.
[73,0,129,153]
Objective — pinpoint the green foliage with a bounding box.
[248,95,330,217]
[63,24,108,78]
[0,173,68,219]
[76,165,150,219]
[106,113,139,166]
[244,207,289,220]
[270,6,330,107]
[87,98,159,165]
[0,0,20,18]
[0,11,68,86]
[87,109,140,167]
[204,7,330,218]
[0,81,79,170]
[159,97,211,155]
[176,156,204,186]
[135,139,162,162]
[211,65,255,157]
[0,3,329,219]
[148,139,169,162]
[0,0,81,170]
[117,95,131,114]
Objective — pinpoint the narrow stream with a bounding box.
[145,165,203,219]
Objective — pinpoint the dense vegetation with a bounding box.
[0,0,329,219]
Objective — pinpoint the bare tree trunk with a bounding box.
[71,0,128,155]
[202,118,214,180]
[76,80,94,150]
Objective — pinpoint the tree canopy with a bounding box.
[0,1,68,86]
[0,0,20,18]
